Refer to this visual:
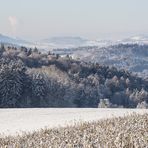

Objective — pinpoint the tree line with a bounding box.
[0,44,147,108]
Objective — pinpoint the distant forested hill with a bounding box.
[0,44,147,108]
[53,44,148,78]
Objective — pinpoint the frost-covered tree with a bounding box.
[98,99,112,108]
[0,44,5,56]
[29,71,48,106]
[137,101,148,109]
[0,44,147,108]
[130,88,148,104]
[105,76,120,93]
[0,58,26,107]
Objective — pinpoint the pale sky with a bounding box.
[0,0,148,40]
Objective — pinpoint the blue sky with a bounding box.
[0,0,148,40]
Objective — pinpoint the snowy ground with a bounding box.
[0,108,148,136]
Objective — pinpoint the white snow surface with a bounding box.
[0,108,148,136]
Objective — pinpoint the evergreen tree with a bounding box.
[0,59,26,107]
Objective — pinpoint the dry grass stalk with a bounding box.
[0,113,148,148]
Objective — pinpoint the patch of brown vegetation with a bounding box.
[0,113,148,148]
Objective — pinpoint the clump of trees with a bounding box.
[98,99,111,108]
[0,58,26,107]
[137,101,148,109]
[0,44,147,108]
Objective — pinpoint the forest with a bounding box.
[0,44,147,108]
[53,44,148,78]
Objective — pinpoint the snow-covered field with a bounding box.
[0,108,148,136]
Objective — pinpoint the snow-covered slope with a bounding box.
[0,35,112,50]
[42,36,87,46]
[39,36,87,49]
[6,34,146,78]
[39,37,113,50]
[120,35,148,44]
[34,35,148,50]
[1,34,148,50]
[0,108,148,136]
[0,34,114,50]
[0,34,148,78]
[0,34,32,46]
[52,44,148,78]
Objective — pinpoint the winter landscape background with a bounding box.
[0,0,148,147]
[0,33,148,108]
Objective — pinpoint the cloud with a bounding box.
[8,16,19,34]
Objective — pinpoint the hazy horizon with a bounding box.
[0,0,148,40]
